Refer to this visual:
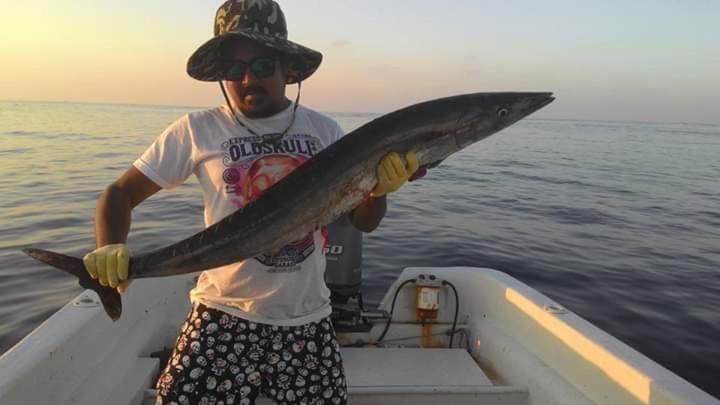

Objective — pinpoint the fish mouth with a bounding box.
[530,92,555,113]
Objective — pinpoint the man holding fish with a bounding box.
[82,1,419,404]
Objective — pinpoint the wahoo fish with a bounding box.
[24,92,555,320]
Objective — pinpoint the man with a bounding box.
[82,1,418,404]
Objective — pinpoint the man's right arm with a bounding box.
[85,166,161,291]
[95,166,161,246]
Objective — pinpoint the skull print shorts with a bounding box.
[156,303,348,405]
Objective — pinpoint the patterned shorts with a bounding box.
[156,303,348,405]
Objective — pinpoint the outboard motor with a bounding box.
[324,215,363,304]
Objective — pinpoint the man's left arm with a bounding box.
[349,195,387,232]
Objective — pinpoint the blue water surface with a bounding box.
[0,101,718,396]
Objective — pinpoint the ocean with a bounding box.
[1,100,719,396]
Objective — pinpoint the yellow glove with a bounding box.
[372,152,419,197]
[83,244,131,294]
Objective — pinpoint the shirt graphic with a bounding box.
[220,133,321,271]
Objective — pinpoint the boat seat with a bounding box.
[144,348,529,405]
[343,347,492,386]
[338,347,528,404]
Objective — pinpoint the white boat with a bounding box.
[0,267,717,405]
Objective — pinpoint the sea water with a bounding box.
[1,101,718,395]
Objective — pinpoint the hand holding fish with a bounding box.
[83,244,132,294]
[372,152,420,197]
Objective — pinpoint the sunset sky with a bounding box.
[1,0,719,123]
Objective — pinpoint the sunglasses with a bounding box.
[224,56,278,81]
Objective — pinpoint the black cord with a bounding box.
[442,280,460,348]
[218,81,301,143]
[357,292,366,312]
[357,292,370,326]
[376,279,416,343]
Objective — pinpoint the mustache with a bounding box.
[241,86,267,97]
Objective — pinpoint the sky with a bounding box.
[1,0,719,123]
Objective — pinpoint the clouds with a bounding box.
[329,40,351,49]
[3,0,719,123]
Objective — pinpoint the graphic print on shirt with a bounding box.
[221,133,322,272]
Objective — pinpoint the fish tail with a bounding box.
[22,248,123,321]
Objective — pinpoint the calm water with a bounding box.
[1,101,719,396]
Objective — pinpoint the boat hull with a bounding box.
[0,268,716,405]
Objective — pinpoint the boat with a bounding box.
[0,265,717,405]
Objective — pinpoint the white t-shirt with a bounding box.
[134,103,345,326]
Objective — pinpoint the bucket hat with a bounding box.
[187,0,323,84]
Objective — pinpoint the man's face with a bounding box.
[223,39,287,118]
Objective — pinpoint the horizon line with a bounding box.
[2,98,718,127]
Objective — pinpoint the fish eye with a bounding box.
[497,107,510,118]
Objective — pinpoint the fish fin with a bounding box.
[408,159,442,182]
[22,248,123,321]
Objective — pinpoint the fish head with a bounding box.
[390,92,555,167]
[453,92,555,150]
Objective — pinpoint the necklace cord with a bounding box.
[218,81,301,143]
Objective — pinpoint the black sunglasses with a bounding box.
[224,56,278,81]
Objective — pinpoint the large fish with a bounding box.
[24,92,555,320]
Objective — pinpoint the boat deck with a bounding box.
[140,347,528,405]
[3,270,717,404]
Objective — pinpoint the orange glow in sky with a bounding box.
[2,1,719,123]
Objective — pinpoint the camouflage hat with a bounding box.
[187,0,322,84]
